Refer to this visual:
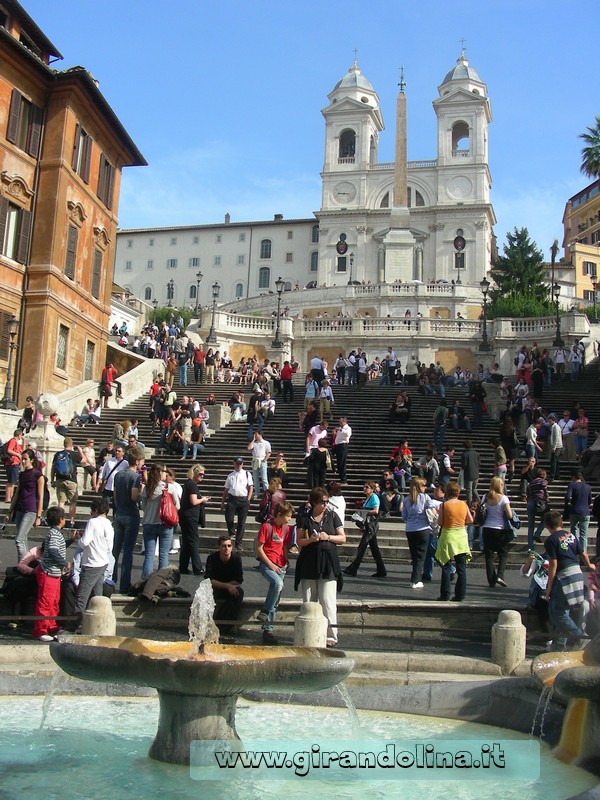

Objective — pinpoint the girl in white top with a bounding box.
[481,477,513,588]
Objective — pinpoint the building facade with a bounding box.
[115,52,496,309]
[0,0,145,404]
[562,179,600,304]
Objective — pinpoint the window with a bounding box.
[72,125,92,183]
[65,224,78,280]
[144,287,152,301]
[149,238,154,246]
[583,290,595,302]
[166,258,177,269]
[583,261,597,277]
[170,237,177,245]
[0,310,13,360]
[287,230,293,240]
[56,324,69,370]
[339,129,356,159]
[97,154,115,209]
[237,255,245,265]
[146,259,153,270]
[216,234,222,243]
[0,198,31,263]
[260,239,272,259]
[235,283,244,298]
[193,236,199,244]
[285,252,293,263]
[337,256,347,273]
[310,251,318,272]
[379,192,390,208]
[214,256,221,266]
[125,260,132,271]
[239,233,246,242]
[258,267,270,289]
[311,225,319,243]
[126,239,133,248]
[189,257,200,267]
[6,90,43,157]
[84,340,95,381]
[91,250,102,299]
[451,121,470,155]
[189,285,197,299]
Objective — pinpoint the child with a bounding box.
[256,501,294,645]
[521,549,551,641]
[33,506,68,642]
[74,497,114,627]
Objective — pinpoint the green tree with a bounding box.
[580,116,600,179]
[488,227,553,318]
[153,306,191,329]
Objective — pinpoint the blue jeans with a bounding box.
[182,442,205,458]
[178,363,187,386]
[141,523,174,578]
[112,515,140,592]
[548,579,584,648]
[570,514,590,553]
[433,424,445,450]
[526,500,545,549]
[258,563,286,631]
[575,435,588,455]
[252,461,268,495]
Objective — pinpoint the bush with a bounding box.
[487,294,554,320]
[152,306,192,329]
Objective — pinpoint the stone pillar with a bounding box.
[293,601,327,648]
[82,595,117,636]
[491,609,526,675]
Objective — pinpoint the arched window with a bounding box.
[310,251,318,272]
[144,286,152,301]
[235,283,244,298]
[415,189,425,207]
[311,224,319,243]
[260,239,272,259]
[451,121,470,155]
[189,285,197,299]
[338,129,356,160]
[284,281,292,292]
[258,267,270,289]
[379,191,389,208]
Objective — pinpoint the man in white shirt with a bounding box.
[247,431,271,495]
[306,421,328,457]
[385,347,397,385]
[310,354,325,385]
[260,391,276,419]
[333,417,352,484]
[221,457,254,550]
[99,445,128,506]
[553,346,568,382]
[547,414,563,481]
[75,496,114,626]
[569,344,582,381]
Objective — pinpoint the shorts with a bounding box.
[56,479,78,505]
[5,464,19,484]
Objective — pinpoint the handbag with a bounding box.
[534,499,549,516]
[159,489,179,527]
[325,450,332,470]
[505,509,521,539]
[473,501,488,527]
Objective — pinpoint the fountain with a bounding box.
[49,581,353,765]
[532,634,600,775]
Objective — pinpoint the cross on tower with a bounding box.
[459,37,467,53]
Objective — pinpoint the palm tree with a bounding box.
[580,116,600,179]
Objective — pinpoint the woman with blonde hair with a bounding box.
[481,476,513,588]
[435,481,473,601]
[179,463,210,575]
[401,477,439,589]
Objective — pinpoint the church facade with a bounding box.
[115,52,496,309]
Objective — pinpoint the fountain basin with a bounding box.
[49,635,354,764]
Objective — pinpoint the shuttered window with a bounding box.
[84,340,95,380]
[0,310,11,361]
[97,153,115,210]
[56,325,69,370]
[65,224,78,279]
[91,249,102,299]
[72,124,92,183]
[6,90,43,157]
[0,197,31,264]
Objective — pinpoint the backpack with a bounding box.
[0,441,9,465]
[255,492,272,524]
[54,450,74,478]
[435,407,447,425]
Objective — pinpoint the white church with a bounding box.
[114,52,496,311]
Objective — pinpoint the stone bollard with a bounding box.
[82,595,117,637]
[293,601,327,648]
[491,609,526,675]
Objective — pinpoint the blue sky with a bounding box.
[25,0,600,258]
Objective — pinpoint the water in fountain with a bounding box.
[335,682,362,737]
[188,578,220,653]
[39,665,67,730]
[530,685,554,738]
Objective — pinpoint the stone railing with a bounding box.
[370,160,437,170]
[298,317,481,338]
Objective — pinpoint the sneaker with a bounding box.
[169,548,180,554]
[326,639,337,648]
[256,610,269,623]
[496,577,507,587]
[37,634,55,642]
[411,581,424,589]
[262,630,278,645]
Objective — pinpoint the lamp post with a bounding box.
[553,282,563,347]
[1,315,20,410]
[347,252,355,285]
[272,275,285,348]
[479,276,491,351]
[206,281,220,344]
[592,278,599,324]
[195,270,203,314]
[167,278,175,308]
[152,298,158,325]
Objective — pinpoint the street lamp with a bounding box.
[206,281,220,344]
[348,252,355,285]
[592,278,599,324]
[552,282,563,347]
[152,298,158,325]
[166,278,175,307]
[195,270,203,314]
[479,276,491,351]
[1,315,20,410]
[272,275,285,348]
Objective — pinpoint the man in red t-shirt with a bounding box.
[256,501,293,644]
[193,345,206,385]
[101,363,122,406]
[280,360,296,404]
[4,429,24,503]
